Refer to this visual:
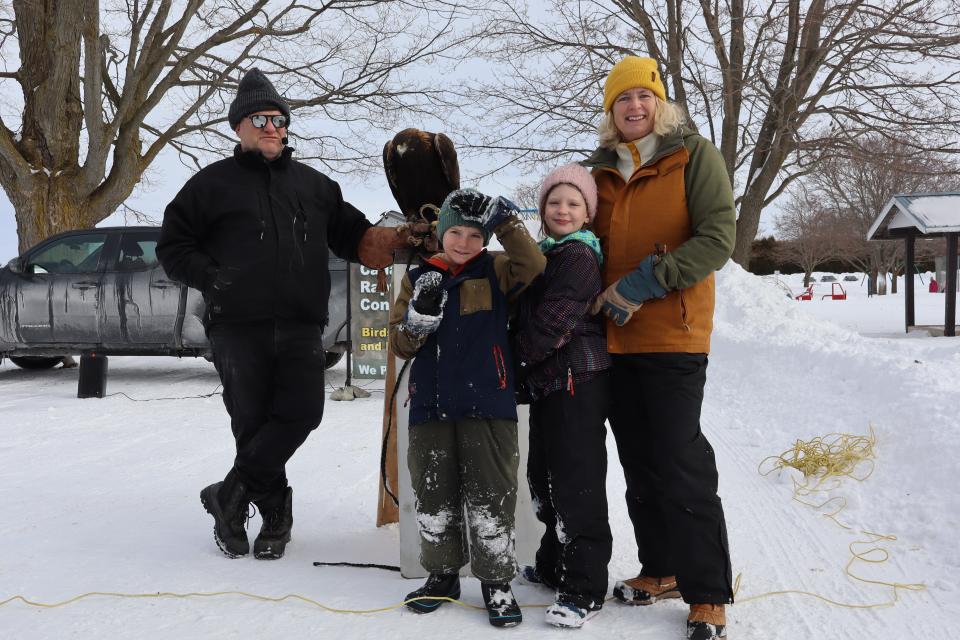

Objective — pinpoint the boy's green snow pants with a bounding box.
[407,418,519,583]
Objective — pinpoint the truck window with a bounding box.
[118,236,159,271]
[28,233,108,274]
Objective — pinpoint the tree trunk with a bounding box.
[877,271,887,296]
[9,175,92,254]
[891,272,899,294]
[732,191,764,266]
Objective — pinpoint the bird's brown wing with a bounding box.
[433,133,460,192]
[382,138,403,209]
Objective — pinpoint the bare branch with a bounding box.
[4,0,479,250]
[462,0,960,265]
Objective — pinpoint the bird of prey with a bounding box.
[383,128,460,228]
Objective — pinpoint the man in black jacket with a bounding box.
[157,68,404,560]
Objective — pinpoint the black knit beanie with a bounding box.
[228,68,291,130]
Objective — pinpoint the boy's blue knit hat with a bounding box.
[436,189,491,247]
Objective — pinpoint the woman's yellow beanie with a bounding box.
[603,56,666,112]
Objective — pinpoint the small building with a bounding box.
[867,193,960,336]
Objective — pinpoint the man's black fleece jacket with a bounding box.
[156,145,372,328]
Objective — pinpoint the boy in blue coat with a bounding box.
[388,189,546,627]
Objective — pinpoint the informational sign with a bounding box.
[350,264,392,379]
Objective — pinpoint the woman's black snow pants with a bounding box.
[608,353,733,605]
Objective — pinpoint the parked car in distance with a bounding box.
[843,275,859,282]
[0,227,349,370]
[820,274,837,282]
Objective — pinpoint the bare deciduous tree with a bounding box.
[799,137,960,294]
[463,0,960,266]
[774,192,839,287]
[508,179,546,237]
[0,1,472,252]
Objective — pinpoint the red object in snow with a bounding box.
[930,278,939,293]
[795,285,814,301]
[821,283,847,300]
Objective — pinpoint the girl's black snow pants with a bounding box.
[527,372,612,609]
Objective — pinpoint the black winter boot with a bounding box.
[200,471,250,558]
[253,486,293,560]
[481,582,522,627]
[517,565,557,590]
[404,573,461,613]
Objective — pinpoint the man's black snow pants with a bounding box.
[527,373,612,609]
[209,320,326,498]
[608,353,733,605]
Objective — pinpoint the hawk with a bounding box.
[383,128,460,253]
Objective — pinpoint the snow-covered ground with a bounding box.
[1,265,956,638]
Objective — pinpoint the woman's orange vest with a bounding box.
[592,145,716,354]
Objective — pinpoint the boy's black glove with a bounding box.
[412,271,445,316]
[447,189,519,233]
[403,271,447,337]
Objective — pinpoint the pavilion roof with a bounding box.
[868,193,960,240]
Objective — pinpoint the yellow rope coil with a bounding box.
[742,424,925,609]
[758,425,877,483]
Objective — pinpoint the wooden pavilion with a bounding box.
[867,193,960,336]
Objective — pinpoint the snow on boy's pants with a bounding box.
[407,418,519,583]
[527,372,612,609]
[208,320,326,498]
[608,353,734,605]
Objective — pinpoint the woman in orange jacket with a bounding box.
[583,56,736,640]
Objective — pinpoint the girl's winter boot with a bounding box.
[544,597,601,628]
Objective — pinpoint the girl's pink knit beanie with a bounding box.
[538,163,599,222]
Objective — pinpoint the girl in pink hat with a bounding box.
[512,163,612,628]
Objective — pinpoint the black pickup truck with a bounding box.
[0,227,348,369]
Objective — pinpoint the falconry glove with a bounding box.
[358,226,410,270]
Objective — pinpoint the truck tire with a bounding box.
[8,356,64,370]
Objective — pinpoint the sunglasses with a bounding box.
[249,114,288,129]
